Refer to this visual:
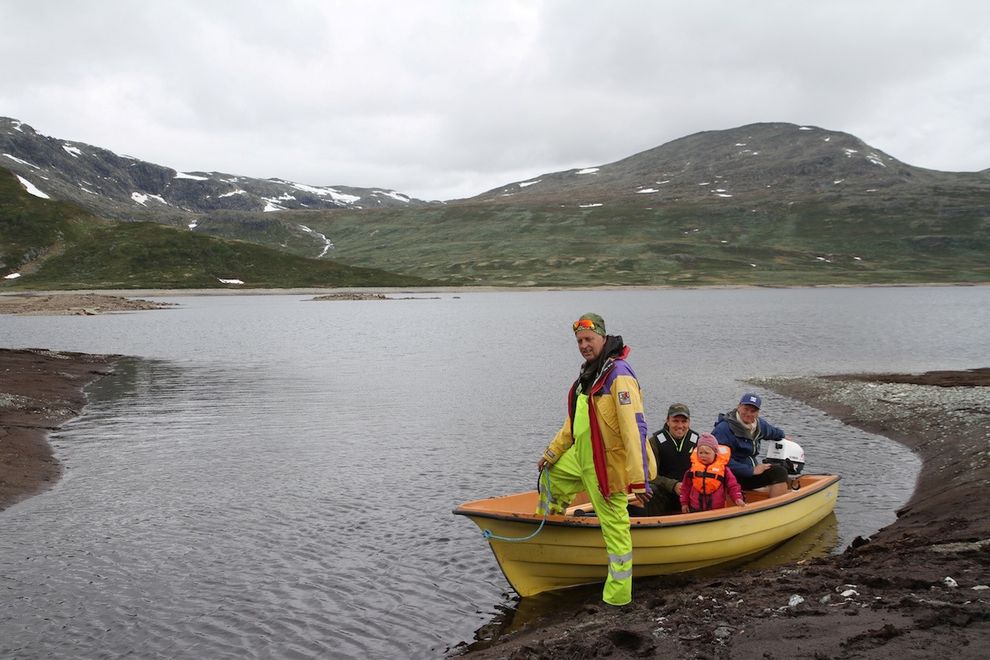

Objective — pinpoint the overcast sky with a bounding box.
[2,1,988,200]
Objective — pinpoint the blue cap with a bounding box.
[739,393,762,409]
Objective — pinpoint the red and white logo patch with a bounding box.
[618,390,631,405]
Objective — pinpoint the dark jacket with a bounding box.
[633,426,699,515]
[711,409,785,478]
[649,426,700,495]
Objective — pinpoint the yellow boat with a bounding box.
[453,473,840,597]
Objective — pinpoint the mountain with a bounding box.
[0,118,430,215]
[0,167,431,289]
[467,122,988,206]
[305,123,989,286]
[0,117,437,259]
[3,118,988,287]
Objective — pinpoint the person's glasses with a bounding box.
[572,319,597,331]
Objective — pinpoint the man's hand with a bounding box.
[537,457,548,472]
[673,482,682,496]
[634,490,653,506]
[753,463,770,475]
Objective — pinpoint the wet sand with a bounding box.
[461,368,990,659]
[0,348,119,511]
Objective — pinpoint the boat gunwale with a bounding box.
[453,473,840,529]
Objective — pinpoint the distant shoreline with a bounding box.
[2,281,987,298]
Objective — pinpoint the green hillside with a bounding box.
[0,169,431,289]
[294,197,990,286]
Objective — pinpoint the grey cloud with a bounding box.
[1,0,988,200]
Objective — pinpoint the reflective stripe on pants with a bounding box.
[536,444,634,606]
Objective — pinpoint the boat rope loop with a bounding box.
[481,468,552,543]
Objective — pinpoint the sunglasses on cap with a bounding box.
[572,318,598,331]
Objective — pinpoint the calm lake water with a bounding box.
[1,286,988,658]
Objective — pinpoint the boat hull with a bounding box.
[454,474,840,597]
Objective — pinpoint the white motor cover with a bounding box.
[764,438,805,474]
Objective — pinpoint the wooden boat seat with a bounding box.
[563,488,776,516]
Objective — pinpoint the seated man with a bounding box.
[711,393,789,497]
[630,402,700,516]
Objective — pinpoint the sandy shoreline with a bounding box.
[2,350,987,657]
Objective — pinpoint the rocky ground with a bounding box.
[0,293,173,315]
[460,368,990,659]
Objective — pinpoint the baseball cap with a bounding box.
[739,393,762,409]
[666,403,691,418]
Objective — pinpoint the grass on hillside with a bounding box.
[0,168,100,271]
[0,169,431,289]
[288,199,990,286]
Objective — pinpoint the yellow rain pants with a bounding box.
[537,394,634,606]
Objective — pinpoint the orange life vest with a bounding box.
[689,445,731,495]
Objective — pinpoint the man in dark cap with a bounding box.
[630,402,701,516]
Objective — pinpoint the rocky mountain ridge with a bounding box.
[0,117,429,222]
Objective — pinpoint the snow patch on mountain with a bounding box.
[867,153,888,167]
[373,190,410,203]
[16,175,50,199]
[132,192,167,205]
[285,181,361,205]
[63,144,82,158]
[4,153,40,169]
[175,172,210,180]
[299,224,334,257]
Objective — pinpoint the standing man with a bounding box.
[630,403,700,516]
[536,313,654,607]
[711,393,789,497]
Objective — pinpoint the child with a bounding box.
[680,433,746,513]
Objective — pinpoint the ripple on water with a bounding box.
[3,288,977,656]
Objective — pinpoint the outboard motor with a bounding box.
[764,438,805,475]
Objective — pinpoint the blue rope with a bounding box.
[481,467,553,543]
